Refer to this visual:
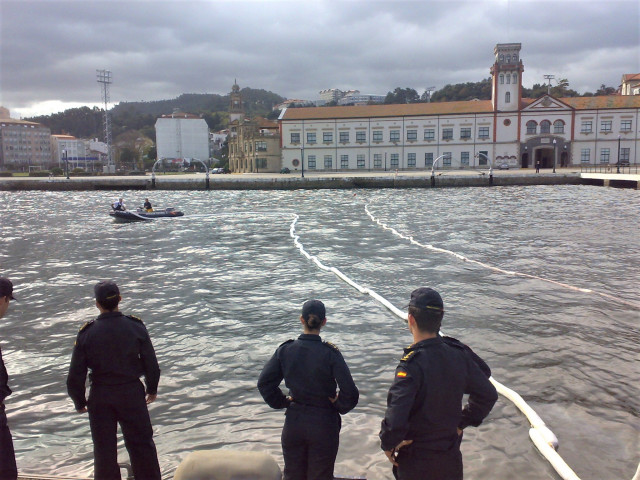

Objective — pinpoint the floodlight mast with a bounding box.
[543,74,555,95]
[97,69,113,171]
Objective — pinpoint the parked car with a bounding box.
[280,167,291,174]
[497,162,510,170]
[618,160,630,167]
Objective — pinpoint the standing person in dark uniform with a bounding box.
[535,159,541,173]
[67,280,161,480]
[380,287,497,480]
[258,300,359,480]
[143,198,153,212]
[0,277,18,480]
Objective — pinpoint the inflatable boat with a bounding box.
[110,207,184,223]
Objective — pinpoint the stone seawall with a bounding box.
[0,172,583,191]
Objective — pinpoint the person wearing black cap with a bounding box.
[0,277,18,480]
[379,287,497,480]
[66,280,161,480]
[258,299,359,480]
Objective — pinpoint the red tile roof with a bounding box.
[280,95,640,121]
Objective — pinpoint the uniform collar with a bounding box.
[298,333,322,342]
[404,336,442,353]
[96,311,123,321]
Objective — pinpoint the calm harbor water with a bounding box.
[0,185,638,480]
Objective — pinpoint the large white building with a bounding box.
[155,111,209,164]
[280,43,640,172]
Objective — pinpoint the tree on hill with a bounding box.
[384,87,420,104]
[429,78,492,102]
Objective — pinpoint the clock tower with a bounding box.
[490,43,523,112]
[229,80,244,123]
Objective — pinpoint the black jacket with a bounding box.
[380,336,497,452]
[258,333,359,415]
[0,346,11,405]
[66,311,160,411]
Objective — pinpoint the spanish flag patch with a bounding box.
[396,370,408,378]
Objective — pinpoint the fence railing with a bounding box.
[580,163,639,174]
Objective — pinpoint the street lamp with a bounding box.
[430,153,448,187]
[301,147,304,178]
[62,149,69,179]
[552,139,557,173]
[617,135,621,173]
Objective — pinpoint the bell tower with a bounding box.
[229,80,244,123]
[490,43,524,111]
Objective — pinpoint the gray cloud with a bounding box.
[1,0,638,117]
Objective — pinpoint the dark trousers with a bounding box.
[88,382,161,480]
[0,404,17,480]
[394,437,463,480]
[281,407,341,480]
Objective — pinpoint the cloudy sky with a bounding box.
[1,0,639,118]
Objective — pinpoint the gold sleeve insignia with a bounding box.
[324,341,340,352]
[78,320,94,333]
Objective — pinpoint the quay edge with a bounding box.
[0,171,594,192]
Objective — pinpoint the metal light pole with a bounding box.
[63,149,69,179]
[552,139,557,173]
[301,147,304,178]
[430,153,448,187]
[384,152,387,172]
[616,135,621,173]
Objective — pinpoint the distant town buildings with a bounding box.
[279,43,640,172]
[0,108,52,171]
[621,74,640,96]
[51,134,101,172]
[227,84,280,173]
[317,89,385,106]
[155,110,210,167]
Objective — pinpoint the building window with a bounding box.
[500,74,504,84]
[324,155,333,168]
[505,92,511,103]
[307,155,316,169]
[407,153,416,167]
[506,74,511,84]
[580,149,590,163]
[460,128,471,139]
[478,151,489,166]
[374,154,382,168]
[256,158,267,169]
[540,120,551,134]
[425,152,433,167]
[581,121,592,133]
[291,132,300,144]
[357,154,365,168]
[478,127,490,139]
[513,73,517,83]
[356,131,366,142]
[601,120,612,132]
[443,152,452,166]
[442,128,453,140]
[621,120,632,132]
[461,152,470,165]
[323,132,333,143]
[339,131,349,143]
[506,55,511,63]
[526,120,537,134]
[373,130,383,142]
[553,120,565,134]
[390,130,400,142]
[256,141,267,152]
[390,153,399,168]
[620,148,630,163]
[424,129,435,140]
[340,155,349,168]
[407,129,417,141]
[600,148,610,163]
[307,132,316,144]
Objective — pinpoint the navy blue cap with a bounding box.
[94,280,120,303]
[408,287,444,312]
[302,299,326,319]
[0,277,15,300]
